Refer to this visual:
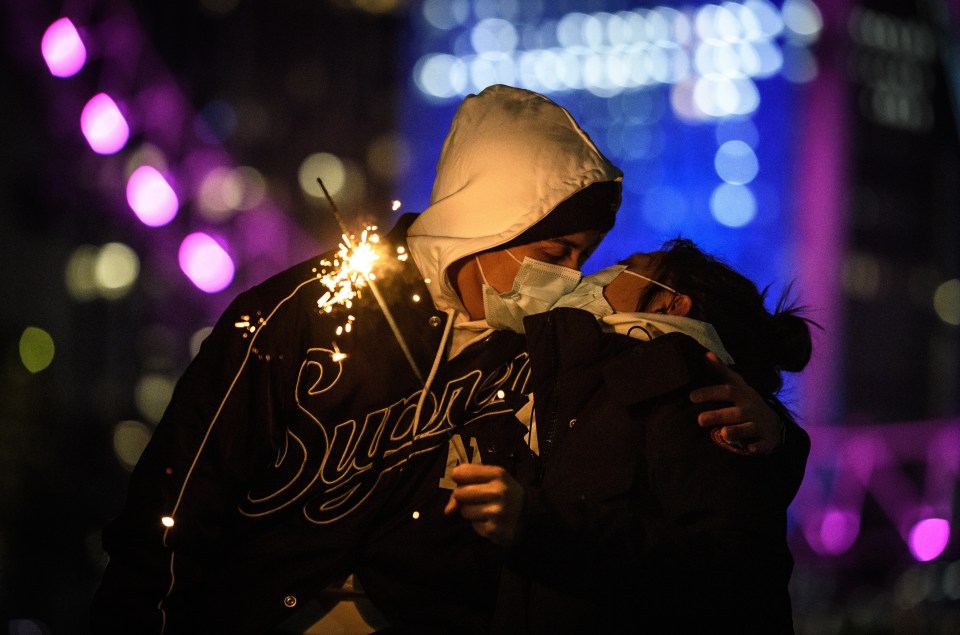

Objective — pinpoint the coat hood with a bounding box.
[407,84,623,313]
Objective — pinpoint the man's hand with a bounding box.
[690,351,785,455]
[443,463,525,546]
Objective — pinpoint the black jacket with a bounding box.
[91,217,533,634]
[493,308,809,634]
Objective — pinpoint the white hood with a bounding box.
[407,84,623,313]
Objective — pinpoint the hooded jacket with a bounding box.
[408,83,622,315]
[91,84,622,634]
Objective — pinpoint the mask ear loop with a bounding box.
[620,269,678,295]
[475,256,490,286]
[621,269,680,313]
[477,249,524,287]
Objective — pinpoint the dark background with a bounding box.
[2,1,959,633]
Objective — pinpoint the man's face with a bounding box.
[452,229,603,320]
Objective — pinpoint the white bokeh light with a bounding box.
[299,152,345,199]
[715,140,759,184]
[744,0,785,38]
[471,18,519,54]
[422,0,470,31]
[710,183,757,227]
[94,242,140,299]
[933,278,960,326]
[414,53,469,98]
[782,0,823,43]
[412,2,803,111]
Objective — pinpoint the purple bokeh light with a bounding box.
[815,508,861,556]
[908,518,950,562]
[41,17,86,78]
[179,233,235,294]
[80,93,129,155]
[126,166,178,227]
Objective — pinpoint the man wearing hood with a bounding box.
[91,85,787,634]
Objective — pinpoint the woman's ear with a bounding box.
[666,294,694,317]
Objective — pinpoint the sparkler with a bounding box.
[315,179,424,383]
[315,224,380,335]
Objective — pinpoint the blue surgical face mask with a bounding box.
[479,251,581,333]
[550,264,627,318]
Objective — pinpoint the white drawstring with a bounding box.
[412,307,457,433]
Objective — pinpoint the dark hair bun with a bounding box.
[771,310,813,372]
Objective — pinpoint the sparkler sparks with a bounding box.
[230,184,412,369]
[311,181,422,380]
[234,313,263,337]
[315,225,382,333]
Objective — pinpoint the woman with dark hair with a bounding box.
[445,238,816,634]
[610,237,812,400]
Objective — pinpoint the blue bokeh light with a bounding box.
[399,0,818,308]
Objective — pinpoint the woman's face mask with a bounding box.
[550,264,627,317]
[480,252,582,333]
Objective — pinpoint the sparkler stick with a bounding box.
[316,178,424,383]
[316,179,352,239]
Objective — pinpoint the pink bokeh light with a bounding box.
[126,166,178,227]
[908,518,950,562]
[815,508,861,556]
[41,18,87,77]
[179,233,235,294]
[80,93,129,155]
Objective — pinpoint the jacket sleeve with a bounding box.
[637,398,796,629]
[771,397,812,505]
[609,337,798,631]
[504,326,800,632]
[90,290,291,632]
